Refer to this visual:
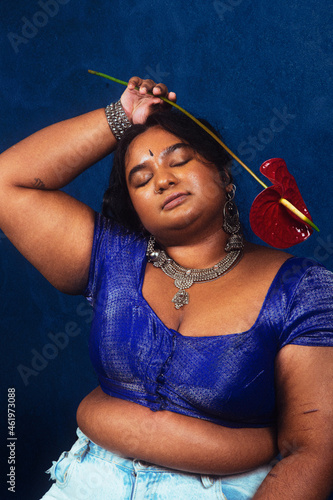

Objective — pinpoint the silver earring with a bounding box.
[146,236,161,261]
[222,185,244,252]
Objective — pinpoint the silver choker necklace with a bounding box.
[146,237,243,309]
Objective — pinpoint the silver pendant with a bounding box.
[172,290,189,309]
[146,236,243,309]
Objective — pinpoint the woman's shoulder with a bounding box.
[243,241,293,261]
[241,242,331,299]
[93,212,147,247]
[242,243,333,347]
[240,242,294,285]
[242,241,329,276]
[88,212,147,272]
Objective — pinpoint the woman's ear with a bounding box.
[219,165,232,188]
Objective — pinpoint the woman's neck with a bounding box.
[159,227,230,269]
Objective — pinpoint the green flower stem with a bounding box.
[88,70,268,189]
[279,198,319,232]
[88,70,319,232]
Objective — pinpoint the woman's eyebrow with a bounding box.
[128,162,150,184]
[127,143,192,184]
[160,142,192,158]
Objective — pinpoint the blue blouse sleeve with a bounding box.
[83,212,144,305]
[279,264,333,348]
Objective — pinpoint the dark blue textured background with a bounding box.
[0,1,332,498]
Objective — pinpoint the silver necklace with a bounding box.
[146,237,243,309]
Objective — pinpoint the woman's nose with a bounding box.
[154,170,178,192]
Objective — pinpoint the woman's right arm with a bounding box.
[0,108,114,294]
[0,78,175,294]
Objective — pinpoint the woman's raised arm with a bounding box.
[0,77,175,294]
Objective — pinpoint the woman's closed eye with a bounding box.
[169,153,194,168]
[135,174,153,187]
[131,154,193,188]
[170,159,190,168]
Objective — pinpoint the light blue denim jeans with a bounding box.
[40,427,275,500]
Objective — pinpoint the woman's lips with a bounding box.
[162,192,189,211]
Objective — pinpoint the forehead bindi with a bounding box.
[126,129,189,169]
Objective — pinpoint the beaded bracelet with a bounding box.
[105,99,132,140]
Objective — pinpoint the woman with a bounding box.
[0,77,332,499]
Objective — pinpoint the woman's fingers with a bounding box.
[152,86,177,103]
[127,76,142,90]
[139,79,156,94]
[123,76,177,123]
[167,91,177,102]
[127,77,155,93]
[127,77,176,102]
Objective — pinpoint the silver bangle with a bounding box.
[105,100,132,141]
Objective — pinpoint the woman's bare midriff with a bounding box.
[76,387,277,475]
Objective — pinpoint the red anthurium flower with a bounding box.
[88,71,320,249]
[250,158,314,249]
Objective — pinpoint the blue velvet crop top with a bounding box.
[84,213,333,428]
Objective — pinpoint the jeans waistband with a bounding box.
[76,428,178,470]
[75,427,216,488]
[75,428,134,468]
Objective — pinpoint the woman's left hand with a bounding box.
[121,77,176,125]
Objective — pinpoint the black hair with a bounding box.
[102,109,233,232]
